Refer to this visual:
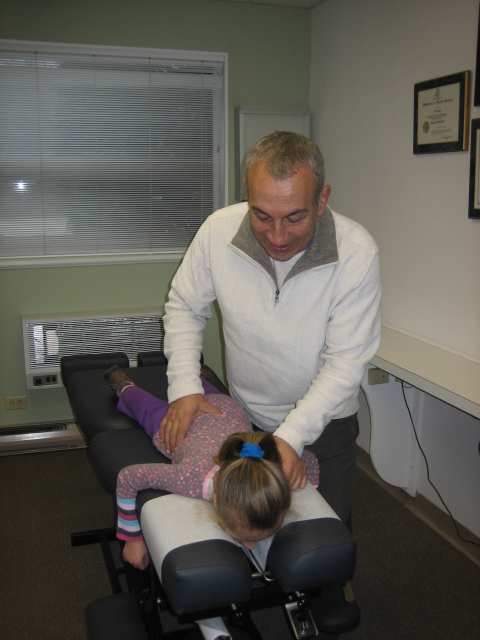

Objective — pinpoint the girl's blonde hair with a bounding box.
[213,431,291,535]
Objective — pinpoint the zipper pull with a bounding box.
[275,289,280,304]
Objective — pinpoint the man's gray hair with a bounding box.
[244,131,325,205]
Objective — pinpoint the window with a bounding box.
[0,41,227,267]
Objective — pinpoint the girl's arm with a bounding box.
[116,462,205,544]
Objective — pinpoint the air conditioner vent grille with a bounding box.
[22,310,164,389]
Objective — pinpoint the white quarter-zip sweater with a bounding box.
[164,203,381,457]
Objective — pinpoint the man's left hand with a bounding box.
[274,437,307,490]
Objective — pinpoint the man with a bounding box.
[160,132,381,530]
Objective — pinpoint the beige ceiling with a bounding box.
[208,0,323,8]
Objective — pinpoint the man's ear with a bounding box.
[317,185,331,218]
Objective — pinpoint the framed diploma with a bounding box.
[413,71,470,154]
[475,5,480,106]
[468,119,480,219]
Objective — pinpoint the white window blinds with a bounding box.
[0,42,227,267]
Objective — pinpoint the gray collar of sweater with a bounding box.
[230,206,339,285]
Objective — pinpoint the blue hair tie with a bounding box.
[239,443,264,459]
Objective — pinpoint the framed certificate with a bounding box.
[413,71,470,154]
[468,118,480,219]
[474,4,480,106]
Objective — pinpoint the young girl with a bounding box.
[104,366,319,570]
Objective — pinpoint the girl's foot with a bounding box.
[103,365,135,396]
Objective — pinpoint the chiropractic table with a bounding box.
[61,352,360,640]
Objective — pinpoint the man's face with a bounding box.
[247,162,330,262]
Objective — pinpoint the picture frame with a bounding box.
[413,71,470,154]
[468,118,480,219]
[474,4,480,106]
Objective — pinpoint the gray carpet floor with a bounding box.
[0,448,479,640]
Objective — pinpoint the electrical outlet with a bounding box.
[368,368,389,385]
[5,396,27,410]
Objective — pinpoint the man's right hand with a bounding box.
[159,394,224,454]
[274,436,307,491]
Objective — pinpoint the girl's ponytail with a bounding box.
[216,430,282,465]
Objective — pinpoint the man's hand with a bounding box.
[274,436,307,491]
[123,540,150,571]
[159,394,224,454]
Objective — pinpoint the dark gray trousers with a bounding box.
[304,413,359,532]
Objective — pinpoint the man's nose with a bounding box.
[268,221,288,246]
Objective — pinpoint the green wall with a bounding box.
[0,0,311,426]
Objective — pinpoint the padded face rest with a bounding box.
[89,428,170,495]
[162,541,251,616]
[141,487,356,616]
[266,518,357,593]
[141,494,251,616]
[248,482,341,571]
[66,365,170,441]
[61,352,129,387]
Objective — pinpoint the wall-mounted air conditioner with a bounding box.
[22,309,164,390]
